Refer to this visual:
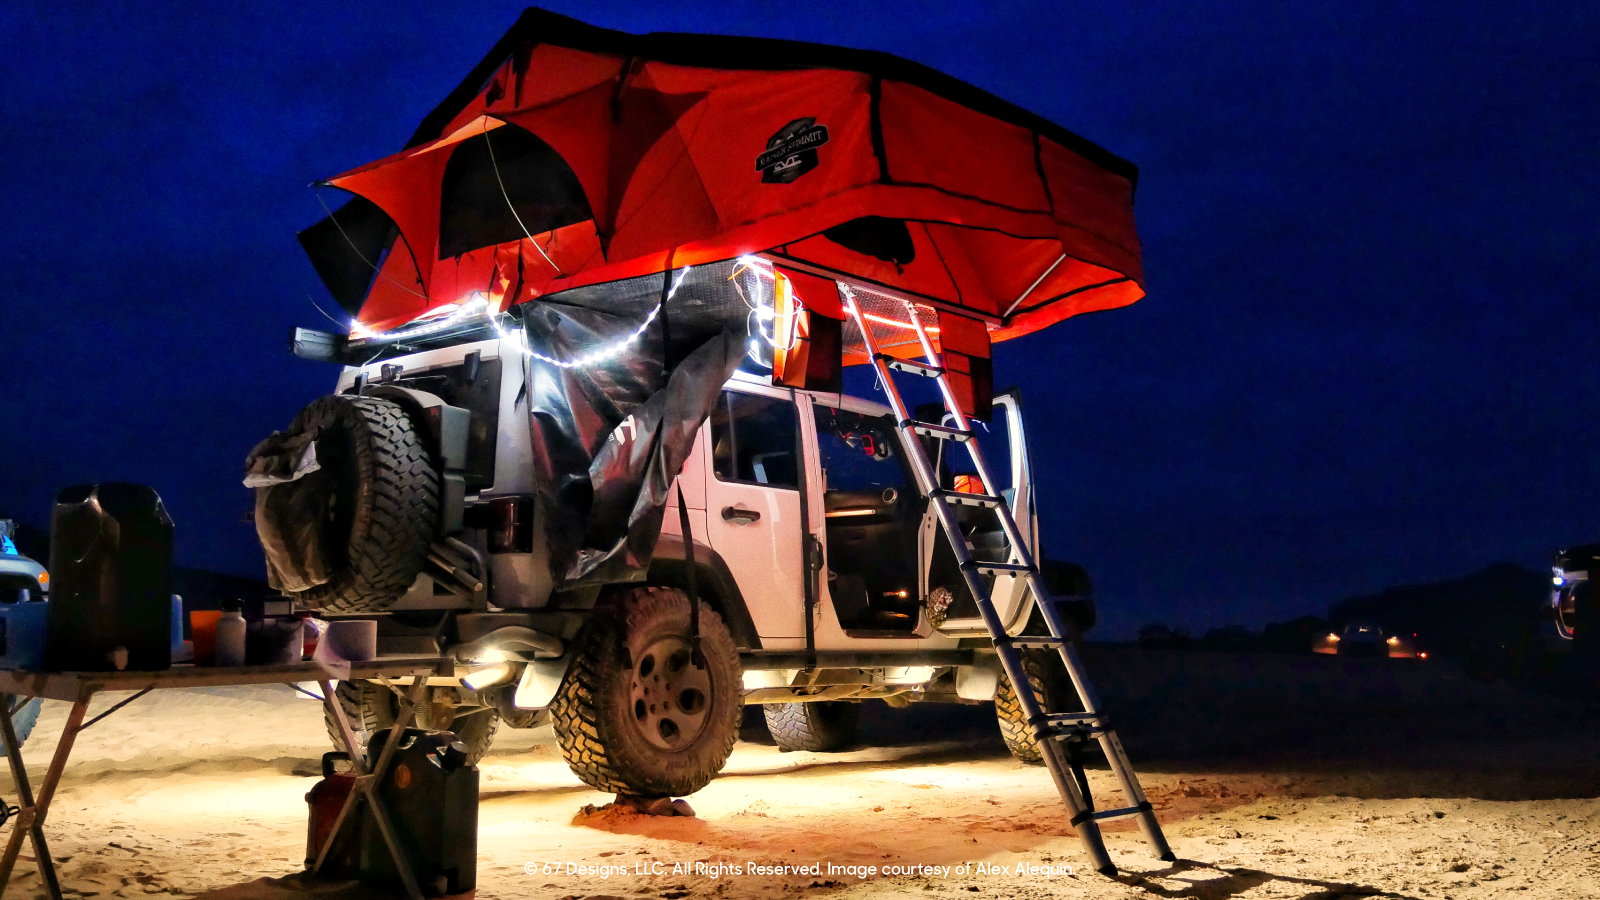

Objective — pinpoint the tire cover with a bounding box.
[247,395,438,612]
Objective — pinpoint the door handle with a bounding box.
[721,506,761,524]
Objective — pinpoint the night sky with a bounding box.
[2,2,1595,639]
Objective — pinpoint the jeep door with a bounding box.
[923,388,1039,635]
[701,386,809,645]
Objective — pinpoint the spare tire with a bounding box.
[280,395,438,613]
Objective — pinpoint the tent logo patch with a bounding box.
[757,118,830,184]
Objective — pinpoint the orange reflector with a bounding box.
[953,474,986,494]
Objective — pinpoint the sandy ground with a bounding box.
[1,648,1598,900]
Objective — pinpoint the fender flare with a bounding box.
[647,534,762,651]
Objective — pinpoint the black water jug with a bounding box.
[45,483,174,672]
[360,728,478,896]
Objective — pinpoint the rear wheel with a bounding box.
[324,681,499,765]
[323,679,397,755]
[763,701,858,752]
[552,586,742,797]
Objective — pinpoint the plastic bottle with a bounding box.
[215,599,247,667]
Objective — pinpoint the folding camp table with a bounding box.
[0,656,453,900]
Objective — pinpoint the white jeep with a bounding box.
[269,304,1093,798]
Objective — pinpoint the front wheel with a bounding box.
[994,650,1080,765]
[552,586,742,797]
[763,701,858,752]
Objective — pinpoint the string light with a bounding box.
[497,267,691,369]
[731,255,808,369]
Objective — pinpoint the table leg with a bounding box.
[312,678,426,900]
[313,680,365,876]
[0,696,88,900]
[363,679,427,900]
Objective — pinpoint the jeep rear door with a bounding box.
[701,386,809,643]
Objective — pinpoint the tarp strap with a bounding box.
[676,489,704,667]
[665,264,703,665]
[658,264,674,368]
[793,387,818,672]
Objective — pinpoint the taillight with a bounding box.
[486,497,533,554]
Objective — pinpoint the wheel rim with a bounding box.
[629,636,713,751]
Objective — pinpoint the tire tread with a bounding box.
[551,586,741,796]
[286,395,438,614]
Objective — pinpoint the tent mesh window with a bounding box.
[438,125,593,260]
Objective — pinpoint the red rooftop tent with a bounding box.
[300,8,1142,364]
[292,8,1143,583]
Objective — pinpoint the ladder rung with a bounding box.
[903,420,971,442]
[972,561,1032,575]
[932,489,1001,508]
[1041,712,1103,728]
[1001,636,1062,649]
[1091,805,1149,822]
[878,354,944,378]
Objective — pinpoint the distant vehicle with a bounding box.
[0,519,46,747]
[1548,544,1594,650]
[1312,617,1425,659]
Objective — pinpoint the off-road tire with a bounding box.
[286,395,437,614]
[551,586,742,797]
[994,649,1080,765]
[484,684,551,729]
[323,679,399,755]
[763,701,858,752]
[323,681,499,765]
[415,692,500,765]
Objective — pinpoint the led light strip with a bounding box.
[496,267,691,369]
[350,295,491,343]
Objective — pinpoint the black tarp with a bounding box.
[516,263,749,586]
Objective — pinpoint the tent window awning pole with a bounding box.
[1002,253,1067,319]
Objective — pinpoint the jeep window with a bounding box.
[710,392,799,489]
[813,405,908,493]
[937,403,1015,498]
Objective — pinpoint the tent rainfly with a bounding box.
[294,9,1144,583]
[300,9,1142,401]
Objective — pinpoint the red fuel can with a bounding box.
[305,751,360,875]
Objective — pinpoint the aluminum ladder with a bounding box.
[839,284,1174,877]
